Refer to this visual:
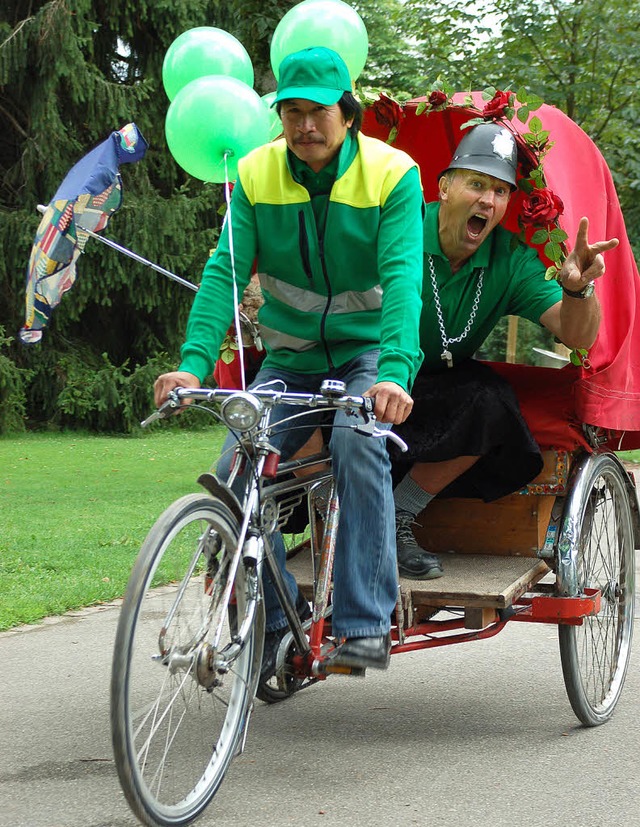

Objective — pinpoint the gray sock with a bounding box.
[394,473,435,518]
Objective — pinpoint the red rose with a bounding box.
[372,93,404,129]
[428,89,448,107]
[482,90,512,119]
[521,188,565,225]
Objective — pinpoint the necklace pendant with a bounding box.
[441,349,453,368]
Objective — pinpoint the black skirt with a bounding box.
[389,360,543,502]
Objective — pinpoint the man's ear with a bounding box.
[438,175,449,202]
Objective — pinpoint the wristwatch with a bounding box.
[562,281,595,299]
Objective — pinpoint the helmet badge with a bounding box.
[492,129,516,161]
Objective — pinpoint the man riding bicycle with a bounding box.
[154,45,425,676]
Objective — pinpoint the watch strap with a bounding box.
[562,282,594,299]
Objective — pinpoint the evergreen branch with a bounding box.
[0,102,28,139]
[0,16,33,51]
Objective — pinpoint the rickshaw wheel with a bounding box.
[556,453,636,726]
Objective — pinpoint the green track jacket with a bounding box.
[180,133,424,390]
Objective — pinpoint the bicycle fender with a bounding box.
[197,472,244,523]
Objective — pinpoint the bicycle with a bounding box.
[110,379,405,827]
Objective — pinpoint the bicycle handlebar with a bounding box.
[142,385,408,451]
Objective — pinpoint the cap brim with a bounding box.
[272,86,343,107]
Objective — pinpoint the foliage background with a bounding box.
[1,0,638,432]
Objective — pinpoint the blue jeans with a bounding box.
[216,350,398,639]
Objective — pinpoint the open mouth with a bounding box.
[467,214,488,238]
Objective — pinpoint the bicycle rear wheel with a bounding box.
[111,494,263,827]
[557,454,635,726]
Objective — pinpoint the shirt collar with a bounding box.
[287,131,356,191]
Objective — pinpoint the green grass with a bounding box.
[0,428,227,631]
[619,450,640,464]
[4,430,635,634]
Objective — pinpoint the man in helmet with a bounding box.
[155,46,425,674]
[390,122,619,580]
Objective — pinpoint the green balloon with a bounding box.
[163,27,254,101]
[270,0,368,81]
[260,92,283,141]
[165,75,270,182]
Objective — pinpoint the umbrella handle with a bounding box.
[36,205,199,293]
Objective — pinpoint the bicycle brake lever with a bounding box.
[378,429,408,452]
[140,391,182,428]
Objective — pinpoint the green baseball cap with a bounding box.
[273,46,352,107]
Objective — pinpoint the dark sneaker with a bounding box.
[395,510,444,580]
[327,633,391,670]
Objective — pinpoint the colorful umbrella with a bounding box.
[20,123,148,344]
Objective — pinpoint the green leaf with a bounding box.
[459,117,485,130]
[544,265,559,281]
[516,106,530,123]
[516,87,528,104]
[570,350,582,366]
[549,228,569,242]
[416,101,427,116]
[504,106,516,120]
[518,178,534,194]
[544,241,564,261]
[482,86,497,100]
[386,126,398,144]
[529,115,543,133]
[527,95,544,111]
[531,229,550,244]
[531,168,546,186]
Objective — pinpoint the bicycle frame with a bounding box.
[145,381,402,685]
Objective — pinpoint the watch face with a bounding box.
[583,281,595,298]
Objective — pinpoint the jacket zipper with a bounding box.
[298,205,334,371]
[318,233,335,372]
[298,211,313,286]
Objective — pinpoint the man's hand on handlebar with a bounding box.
[154,371,201,408]
[363,381,413,425]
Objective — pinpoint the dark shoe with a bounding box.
[260,591,311,683]
[396,510,444,580]
[328,633,391,671]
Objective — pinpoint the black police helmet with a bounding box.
[442,122,518,189]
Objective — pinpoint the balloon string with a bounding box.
[224,150,246,391]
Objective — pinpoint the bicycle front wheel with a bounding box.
[557,454,636,726]
[111,494,263,827]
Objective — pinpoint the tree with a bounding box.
[2,0,637,430]
[403,0,640,258]
[0,0,297,432]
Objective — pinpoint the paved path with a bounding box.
[2,470,640,827]
[1,575,639,827]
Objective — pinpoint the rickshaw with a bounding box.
[110,95,640,827]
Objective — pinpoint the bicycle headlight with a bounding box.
[220,392,263,432]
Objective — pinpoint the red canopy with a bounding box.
[363,95,640,450]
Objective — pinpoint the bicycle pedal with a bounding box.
[323,663,366,678]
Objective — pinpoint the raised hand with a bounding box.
[560,217,619,294]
